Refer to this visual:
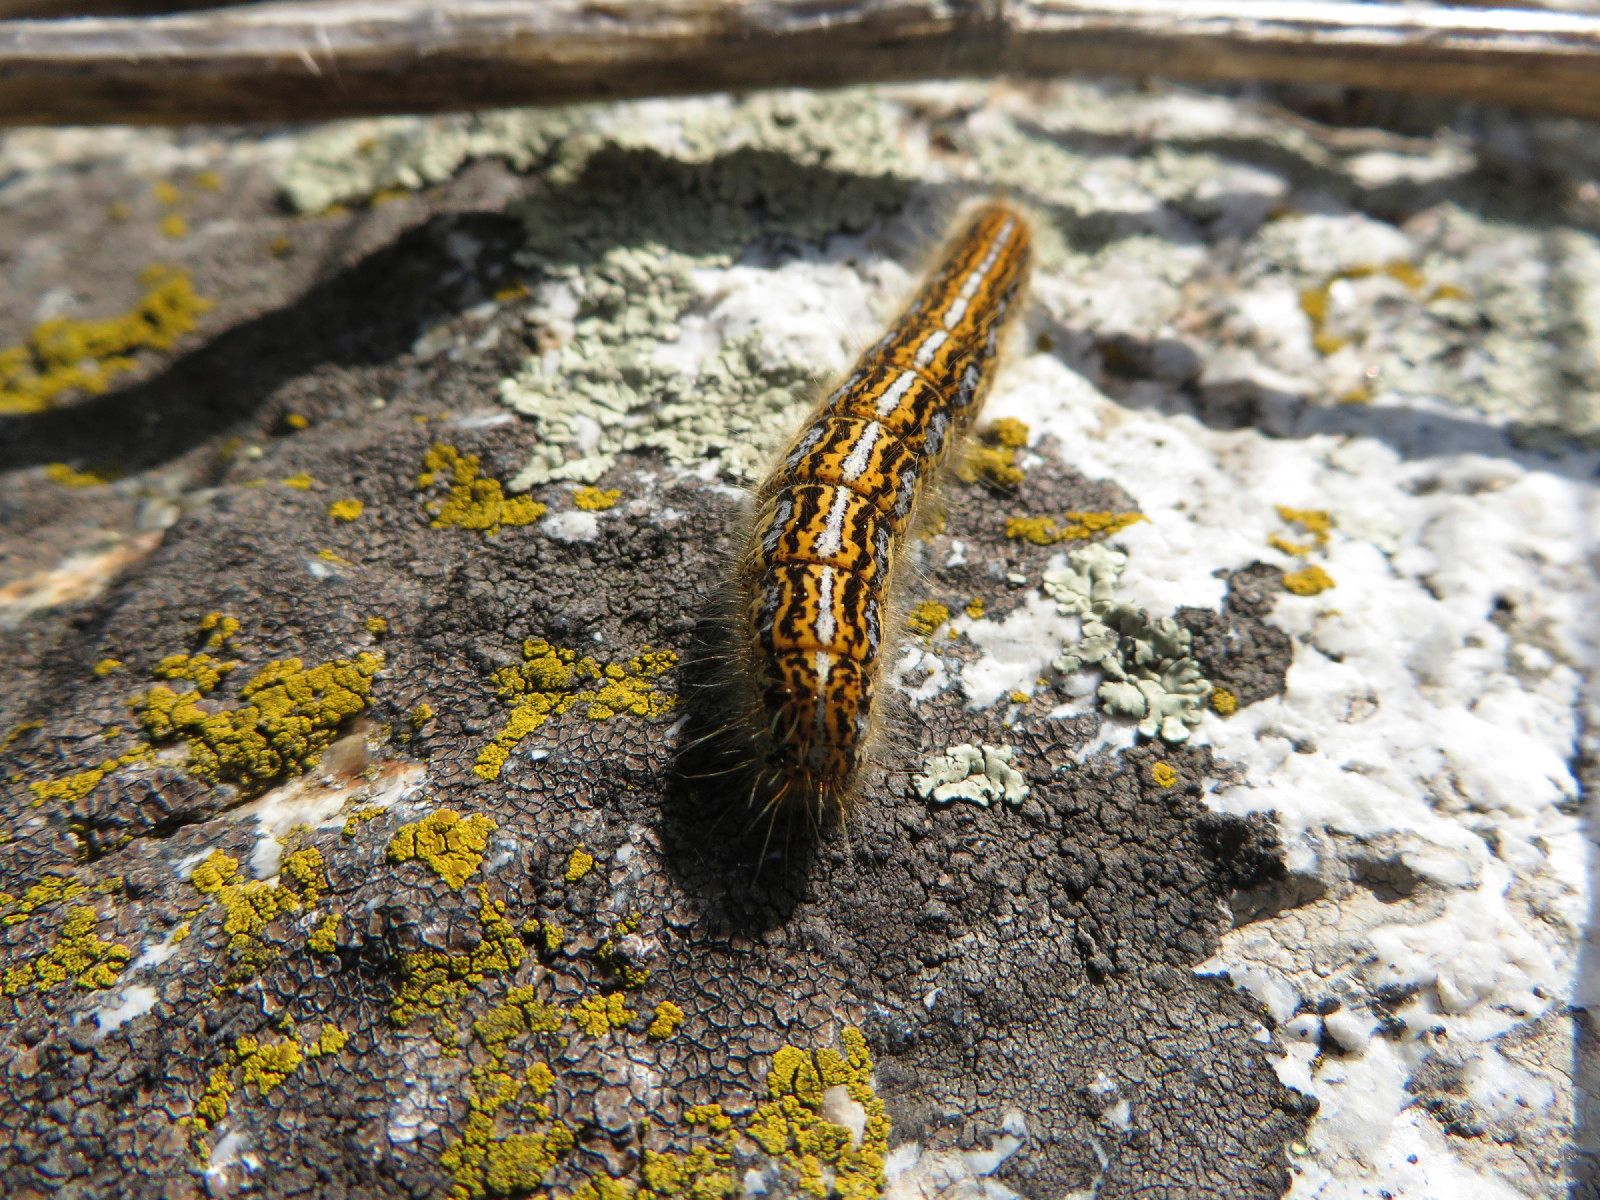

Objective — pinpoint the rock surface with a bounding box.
[1,74,1596,1200]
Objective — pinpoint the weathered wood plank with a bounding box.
[1,1,1598,127]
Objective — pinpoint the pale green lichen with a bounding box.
[496,90,911,488]
[277,107,595,214]
[914,743,1030,809]
[1043,543,1211,743]
[387,810,496,889]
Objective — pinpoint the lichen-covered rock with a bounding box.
[1,68,1595,1200]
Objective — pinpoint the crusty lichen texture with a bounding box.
[418,442,547,534]
[387,809,496,889]
[475,639,676,781]
[135,645,383,796]
[0,265,210,415]
[1043,543,1212,742]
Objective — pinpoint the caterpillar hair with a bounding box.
[719,200,1034,825]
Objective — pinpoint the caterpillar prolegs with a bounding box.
[730,202,1033,820]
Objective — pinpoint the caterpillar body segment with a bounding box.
[730,202,1033,820]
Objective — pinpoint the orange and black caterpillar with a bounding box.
[730,202,1033,820]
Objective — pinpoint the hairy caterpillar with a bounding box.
[727,202,1033,821]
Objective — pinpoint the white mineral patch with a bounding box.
[959,592,1078,710]
[239,758,425,879]
[542,510,600,543]
[883,1110,1028,1200]
[91,984,157,1034]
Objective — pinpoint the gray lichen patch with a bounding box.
[496,91,916,486]
[913,743,1029,809]
[1043,544,1211,742]
[277,106,595,214]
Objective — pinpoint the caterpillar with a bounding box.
[728,201,1033,822]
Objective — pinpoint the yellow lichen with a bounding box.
[474,641,675,781]
[365,616,388,636]
[647,1001,686,1041]
[1150,761,1178,789]
[418,443,547,535]
[473,988,564,1055]
[2,904,131,994]
[152,180,181,205]
[387,810,497,889]
[390,888,525,1043]
[1004,511,1146,546]
[1210,688,1238,716]
[410,703,434,728]
[564,846,595,883]
[160,213,188,240]
[1301,261,1426,359]
[280,846,326,904]
[45,462,117,487]
[341,805,382,838]
[172,921,191,943]
[191,854,301,985]
[153,652,235,693]
[573,486,622,512]
[570,993,636,1038]
[1274,506,1332,548]
[190,849,240,895]
[282,473,316,490]
[327,498,364,522]
[2,874,87,925]
[195,171,222,192]
[308,912,341,954]
[746,1027,888,1200]
[906,601,950,638]
[93,657,125,677]
[0,265,211,415]
[28,744,152,807]
[181,1032,313,1148]
[1267,533,1315,557]
[307,1025,349,1057]
[1008,690,1030,705]
[964,596,985,620]
[283,412,310,431]
[1283,565,1336,596]
[956,418,1030,487]
[134,650,382,797]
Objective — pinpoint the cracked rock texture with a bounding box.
[1,68,1597,1200]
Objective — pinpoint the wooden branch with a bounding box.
[1,1,1599,128]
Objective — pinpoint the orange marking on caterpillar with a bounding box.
[732,202,1032,819]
